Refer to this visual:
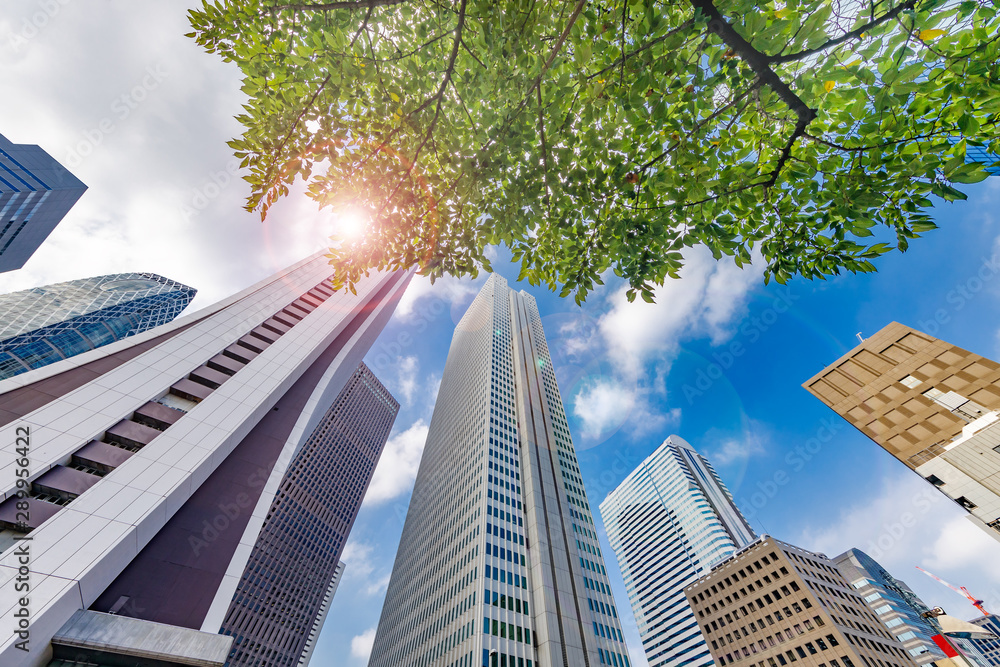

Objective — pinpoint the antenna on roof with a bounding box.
[856,332,865,343]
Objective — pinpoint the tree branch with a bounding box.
[769,0,918,64]
[690,0,815,125]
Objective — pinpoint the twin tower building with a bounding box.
[0,262,631,667]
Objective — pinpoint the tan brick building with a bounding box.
[802,322,1000,542]
[684,537,918,667]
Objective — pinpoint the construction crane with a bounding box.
[916,566,991,617]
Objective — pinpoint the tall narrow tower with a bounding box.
[600,436,756,667]
[368,274,632,667]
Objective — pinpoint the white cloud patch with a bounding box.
[573,379,637,440]
[572,378,679,443]
[350,628,376,660]
[797,470,1000,616]
[395,356,419,405]
[597,248,760,380]
[364,419,429,505]
[709,436,767,465]
[395,273,482,321]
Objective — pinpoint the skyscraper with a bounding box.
[684,536,920,667]
[600,435,757,667]
[0,272,196,380]
[0,254,411,666]
[803,322,1000,542]
[968,617,1000,666]
[831,549,944,666]
[215,364,398,666]
[368,274,632,667]
[299,561,346,667]
[0,132,87,272]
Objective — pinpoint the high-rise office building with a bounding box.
[600,435,757,667]
[0,254,411,666]
[216,364,398,666]
[299,561,346,667]
[0,132,87,272]
[368,274,632,667]
[685,536,919,667]
[0,272,196,380]
[831,549,943,666]
[803,322,1000,542]
[968,617,1000,666]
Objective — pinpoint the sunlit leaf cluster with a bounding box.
[188,0,1000,302]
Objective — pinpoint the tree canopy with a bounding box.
[188,0,1000,302]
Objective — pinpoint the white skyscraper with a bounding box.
[368,274,632,667]
[600,436,756,667]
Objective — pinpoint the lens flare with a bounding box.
[334,208,368,241]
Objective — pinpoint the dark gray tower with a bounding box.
[220,363,398,667]
[0,132,87,272]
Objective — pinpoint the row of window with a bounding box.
[598,647,630,666]
[718,629,840,665]
[481,649,533,667]
[487,589,528,615]
[594,620,624,643]
[484,617,532,644]
[588,597,619,619]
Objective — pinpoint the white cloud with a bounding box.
[796,470,1000,617]
[341,541,374,578]
[364,419,429,505]
[709,436,767,465]
[572,378,679,443]
[395,356,419,405]
[395,273,483,321]
[573,379,637,440]
[350,628,376,660]
[596,248,760,380]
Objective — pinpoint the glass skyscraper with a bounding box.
[0,132,87,272]
[832,549,944,666]
[0,272,195,379]
[368,274,631,667]
[600,435,757,667]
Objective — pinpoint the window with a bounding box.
[926,474,945,488]
[900,375,922,388]
[956,496,978,510]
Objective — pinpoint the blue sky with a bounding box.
[2,3,999,667]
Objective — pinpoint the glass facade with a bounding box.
[0,132,87,272]
[968,616,1000,666]
[832,549,943,666]
[600,436,757,667]
[0,272,195,379]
